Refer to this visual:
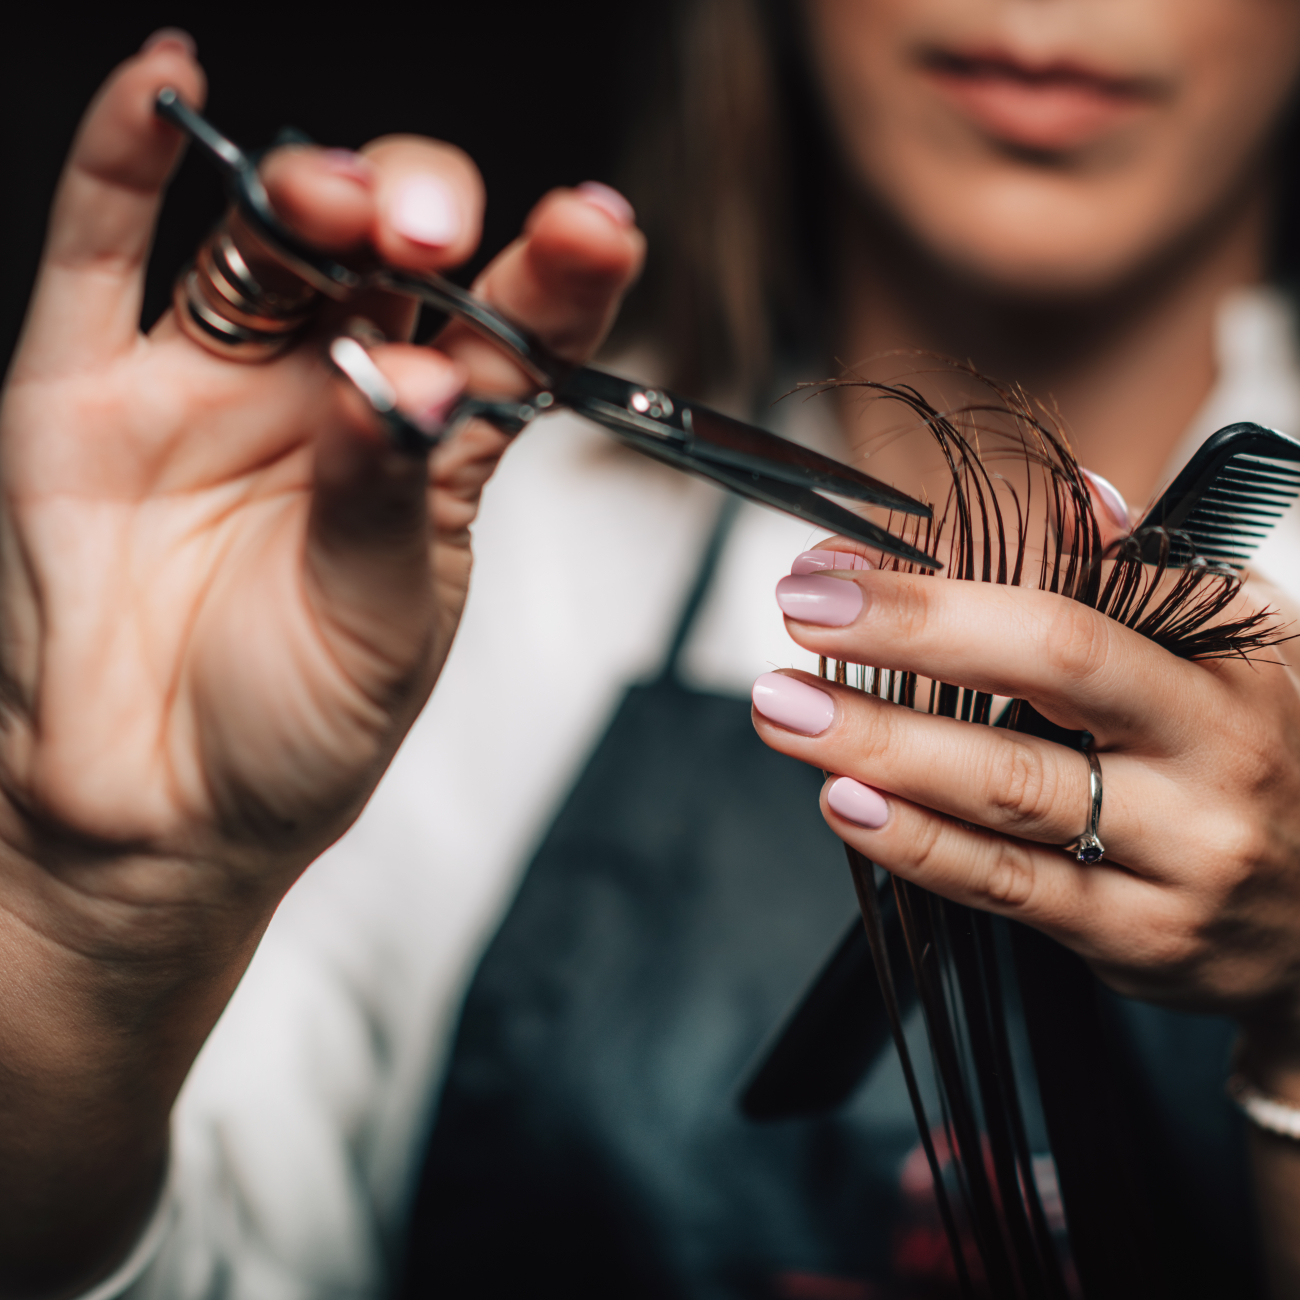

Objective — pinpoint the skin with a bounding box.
[0,36,643,1297]
[9,4,1300,1296]
[807,0,1300,505]
[754,1,1300,1293]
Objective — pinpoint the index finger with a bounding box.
[249,136,486,344]
[434,184,646,395]
[258,135,486,274]
[773,568,1206,747]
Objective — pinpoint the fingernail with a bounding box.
[410,392,462,437]
[577,182,636,227]
[406,366,467,436]
[828,777,889,829]
[390,176,462,248]
[1081,468,1130,529]
[752,672,835,736]
[141,27,197,56]
[322,150,375,188]
[776,574,864,626]
[791,549,873,576]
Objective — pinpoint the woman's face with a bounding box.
[803,0,1300,297]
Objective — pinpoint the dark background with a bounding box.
[0,2,641,368]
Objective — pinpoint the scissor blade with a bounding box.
[683,403,930,517]
[568,397,939,568]
[557,369,930,518]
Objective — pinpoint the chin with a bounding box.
[872,168,1204,304]
[922,222,1157,302]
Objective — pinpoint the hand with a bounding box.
[2,35,643,945]
[0,34,642,1291]
[751,549,1300,1028]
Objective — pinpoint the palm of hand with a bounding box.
[0,330,472,932]
[0,40,649,952]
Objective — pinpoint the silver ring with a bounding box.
[1064,731,1105,864]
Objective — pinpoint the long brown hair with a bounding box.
[613,0,1300,405]
[613,0,836,401]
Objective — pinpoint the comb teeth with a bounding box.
[1137,432,1300,569]
[1168,452,1300,566]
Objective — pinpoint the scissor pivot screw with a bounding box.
[629,389,673,420]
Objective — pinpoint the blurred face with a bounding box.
[803,0,1300,297]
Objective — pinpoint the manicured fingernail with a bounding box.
[322,150,375,187]
[405,365,467,436]
[141,27,197,56]
[577,182,636,227]
[1081,468,1130,529]
[791,549,873,576]
[828,777,889,829]
[390,176,462,248]
[776,574,864,626]
[752,672,835,736]
[410,392,462,436]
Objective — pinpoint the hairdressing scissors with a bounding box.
[154,90,936,567]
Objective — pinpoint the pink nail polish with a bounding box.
[390,176,462,248]
[1081,468,1130,529]
[752,672,835,736]
[775,574,864,626]
[141,27,197,56]
[410,390,463,437]
[577,182,636,227]
[401,364,467,436]
[791,549,873,576]
[322,150,375,187]
[828,777,889,829]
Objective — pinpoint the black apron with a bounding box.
[399,502,926,1298]
[398,503,1257,1299]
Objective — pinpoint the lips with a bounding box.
[920,49,1161,153]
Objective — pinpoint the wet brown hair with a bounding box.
[814,371,1285,1297]
[615,10,1296,1286]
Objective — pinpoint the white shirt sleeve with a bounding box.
[61,1165,177,1300]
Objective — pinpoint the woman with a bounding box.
[5,2,1300,1296]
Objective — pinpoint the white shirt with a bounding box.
[97,287,1300,1299]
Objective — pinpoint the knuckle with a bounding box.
[1216,812,1271,880]
[852,701,900,770]
[887,580,934,643]
[908,815,948,881]
[1135,908,1204,973]
[1043,601,1110,685]
[986,741,1059,831]
[981,840,1037,910]
[1232,737,1287,801]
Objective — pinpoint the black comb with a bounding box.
[1135,421,1300,567]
